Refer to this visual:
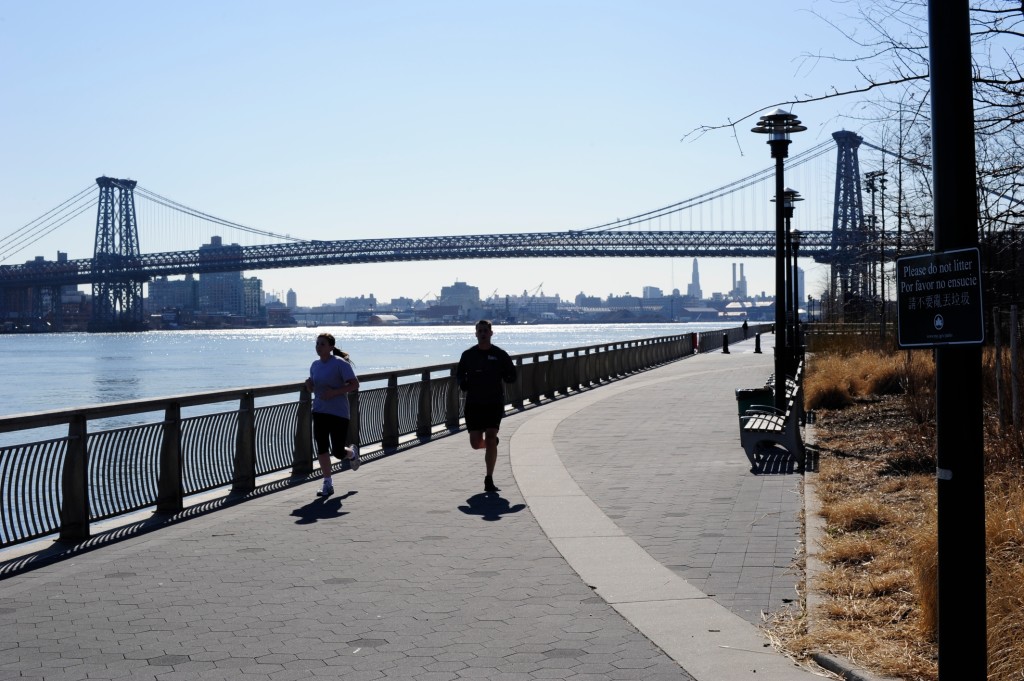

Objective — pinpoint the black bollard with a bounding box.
[722,333,730,354]
[754,332,762,354]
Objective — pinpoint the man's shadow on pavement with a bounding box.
[291,490,357,525]
[458,492,526,522]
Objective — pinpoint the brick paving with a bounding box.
[0,333,819,681]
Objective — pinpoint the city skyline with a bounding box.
[261,259,781,309]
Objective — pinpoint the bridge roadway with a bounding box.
[0,230,840,287]
[0,335,828,680]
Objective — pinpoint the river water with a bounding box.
[0,322,734,419]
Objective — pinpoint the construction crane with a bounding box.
[519,283,544,322]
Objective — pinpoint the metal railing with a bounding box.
[0,328,750,548]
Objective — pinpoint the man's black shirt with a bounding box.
[456,344,517,405]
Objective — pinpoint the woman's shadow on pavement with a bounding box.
[291,490,358,525]
[458,492,526,522]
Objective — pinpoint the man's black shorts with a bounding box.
[464,402,504,431]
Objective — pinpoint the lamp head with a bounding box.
[751,108,807,141]
[752,109,806,158]
[771,187,804,209]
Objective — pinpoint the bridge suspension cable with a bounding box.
[134,187,307,243]
[580,138,835,233]
[0,185,96,264]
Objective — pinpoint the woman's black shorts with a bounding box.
[312,412,350,455]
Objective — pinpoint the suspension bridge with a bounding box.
[0,131,891,332]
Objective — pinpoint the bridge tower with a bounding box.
[830,131,870,314]
[89,176,146,332]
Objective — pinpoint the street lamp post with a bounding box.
[775,188,803,373]
[752,109,806,409]
[791,228,803,360]
[866,170,888,339]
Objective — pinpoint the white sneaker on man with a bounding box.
[347,445,360,471]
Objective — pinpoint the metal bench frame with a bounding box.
[739,364,805,473]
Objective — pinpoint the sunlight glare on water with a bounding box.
[0,322,731,418]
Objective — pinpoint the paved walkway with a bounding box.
[0,335,824,681]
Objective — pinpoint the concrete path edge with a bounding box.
[509,373,821,681]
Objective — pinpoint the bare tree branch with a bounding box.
[681,75,928,141]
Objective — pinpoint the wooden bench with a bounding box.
[740,364,805,473]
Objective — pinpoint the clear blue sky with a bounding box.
[0,1,869,307]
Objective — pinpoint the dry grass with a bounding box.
[768,347,1024,681]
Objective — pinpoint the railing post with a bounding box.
[293,387,313,475]
[348,390,361,449]
[383,374,399,451]
[556,351,570,396]
[446,368,462,431]
[530,354,544,404]
[156,402,183,514]
[598,344,610,382]
[512,357,525,409]
[232,391,256,495]
[580,349,593,389]
[416,370,432,441]
[569,350,582,392]
[545,353,558,400]
[58,414,90,543]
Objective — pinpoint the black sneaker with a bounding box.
[484,475,499,493]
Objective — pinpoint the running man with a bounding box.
[456,320,517,493]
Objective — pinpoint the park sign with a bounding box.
[896,247,984,347]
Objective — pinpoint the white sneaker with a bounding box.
[317,482,334,497]
[347,445,360,471]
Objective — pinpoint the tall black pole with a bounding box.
[773,155,787,408]
[792,232,801,353]
[929,1,987,678]
[784,209,793,366]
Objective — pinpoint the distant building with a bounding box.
[197,236,245,314]
[387,296,415,310]
[642,286,663,299]
[286,289,297,309]
[730,263,749,299]
[686,259,703,300]
[334,294,378,310]
[606,293,644,310]
[439,281,481,312]
[148,274,197,311]
[242,277,263,319]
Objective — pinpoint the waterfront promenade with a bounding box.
[0,335,822,680]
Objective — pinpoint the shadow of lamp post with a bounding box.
[752,109,805,409]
